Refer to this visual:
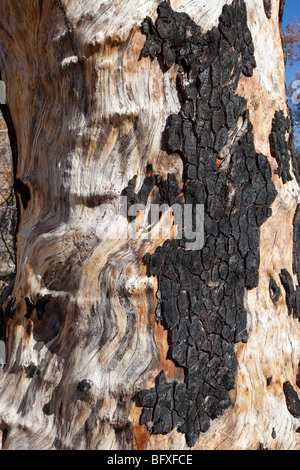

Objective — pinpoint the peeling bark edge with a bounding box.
[279,0,287,65]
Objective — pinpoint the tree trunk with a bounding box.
[0,0,300,450]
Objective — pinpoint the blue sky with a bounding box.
[283,0,300,85]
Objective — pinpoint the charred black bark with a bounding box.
[263,0,272,19]
[279,269,296,316]
[137,0,277,447]
[269,110,293,184]
[293,205,300,286]
[283,381,300,418]
[292,205,300,321]
[269,278,281,305]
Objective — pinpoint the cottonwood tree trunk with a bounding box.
[0,0,299,451]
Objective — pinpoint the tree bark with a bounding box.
[0,0,300,450]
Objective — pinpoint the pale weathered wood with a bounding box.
[0,0,299,450]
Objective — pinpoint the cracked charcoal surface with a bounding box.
[270,110,293,184]
[137,0,277,447]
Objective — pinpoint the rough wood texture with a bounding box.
[0,0,299,450]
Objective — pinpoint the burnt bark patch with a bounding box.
[138,0,277,447]
[263,0,272,19]
[292,206,300,321]
[279,269,296,316]
[296,363,300,389]
[269,110,293,184]
[267,376,273,386]
[283,381,300,418]
[269,278,281,305]
[293,204,300,286]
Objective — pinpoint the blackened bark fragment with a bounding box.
[283,381,300,418]
[296,364,300,389]
[258,442,269,450]
[123,173,182,225]
[293,205,300,286]
[263,0,272,19]
[269,278,281,305]
[138,0,277,447]
[269,110,293,184]
[279,0,285,24]
[279,269,296,315]
[287,105,300,184]
[295,288,300,320]
[292,205,300,321]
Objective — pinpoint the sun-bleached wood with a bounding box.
[0,0,299,450]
